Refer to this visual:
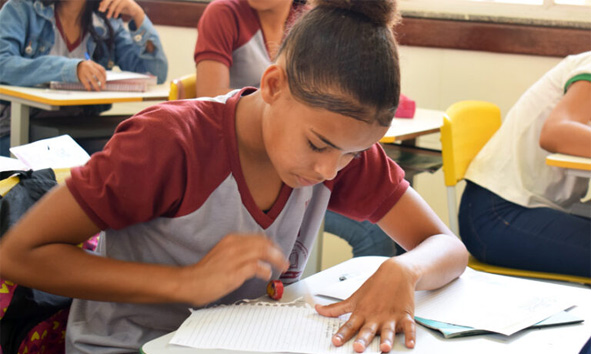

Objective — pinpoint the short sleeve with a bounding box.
[194,0,240,68]
[66,106,190,230]
[327,144,409,223]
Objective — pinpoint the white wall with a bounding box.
[141,26,567,270]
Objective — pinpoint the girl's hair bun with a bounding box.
[312,0,400,27]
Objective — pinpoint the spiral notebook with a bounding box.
[49,71,157,92]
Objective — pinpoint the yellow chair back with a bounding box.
[169,73,197,100]
[441,101,502,188]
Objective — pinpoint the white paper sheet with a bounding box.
[170,302,381,354]
[0,156,28,172]
[9,135,90,170]
[316,267,576,336]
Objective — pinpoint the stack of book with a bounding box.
[50,71,157,92]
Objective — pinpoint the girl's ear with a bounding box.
[260,64,287,104]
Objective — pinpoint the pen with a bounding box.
[84,52,90,60]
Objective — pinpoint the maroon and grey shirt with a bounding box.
[64,88,408,352]
[194,0,304,89]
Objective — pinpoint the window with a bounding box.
[400,0,591,27]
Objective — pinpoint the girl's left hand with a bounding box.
[98,0,145,26]
[315,258,418,353]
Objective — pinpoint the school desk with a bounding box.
[546,153,591,216]
[141,256,591,354]
[546,153,591,178]
[380,108,444,144]
[0,84,170,148]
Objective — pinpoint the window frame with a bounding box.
[400,0,591,27]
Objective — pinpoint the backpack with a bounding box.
[0,169,97,354]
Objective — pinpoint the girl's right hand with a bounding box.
[181,234,290,307]
[77,60,107,91]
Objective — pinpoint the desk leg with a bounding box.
[10,102,30,147]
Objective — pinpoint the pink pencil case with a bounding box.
[394,93,416,118]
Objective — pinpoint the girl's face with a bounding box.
[261,86,389,189]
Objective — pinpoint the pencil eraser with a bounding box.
[394,93,416,119]
[267,280,284,300]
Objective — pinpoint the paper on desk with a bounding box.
[414,268,576,336]
[170,302,381,354]
[316,267,576,337]
[0,156,28,172]
[9,135,90,170]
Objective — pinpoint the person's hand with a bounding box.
[76,60,107,91]
[98,0,145,26]
[315,259,417,353]
[181,234,290,307]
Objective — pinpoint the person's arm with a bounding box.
[99,0,145,27]
[106,1,168,84]
[195,60,234,98]
[539,80,591,158]
[0,184,288,306]
[316,187,468,353]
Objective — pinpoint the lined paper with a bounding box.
[170,303,381,354]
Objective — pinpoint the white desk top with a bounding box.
[0,84,169,108]
[381,108,444,143]
[546,153,591,172]
[142,257,591,354]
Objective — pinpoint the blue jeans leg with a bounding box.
[323,210,404,257]
[459,181,591,277]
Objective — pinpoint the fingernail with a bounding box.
[333,334,343,345]
[354,339,365,352]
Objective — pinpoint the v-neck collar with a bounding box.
[55,10,86,53]
[225,88,293,230]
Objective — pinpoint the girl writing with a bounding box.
[0,0,468,352]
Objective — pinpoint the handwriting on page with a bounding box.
[170,303,381,354]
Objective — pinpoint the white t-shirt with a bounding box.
[465,51,591,211]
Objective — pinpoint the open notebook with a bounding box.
[50,71,157,92]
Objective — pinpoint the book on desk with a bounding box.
[49,71,157,92]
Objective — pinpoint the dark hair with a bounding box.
[278,0,401,127]
[43,0,114,62]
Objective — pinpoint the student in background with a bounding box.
[0,0,468,352]
[459,51,591,278]
[194,0,402,258]
[194,0,305,97]
[0,0,168,156]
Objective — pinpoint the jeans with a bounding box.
[324,210,405,258]
[459,181,591,277]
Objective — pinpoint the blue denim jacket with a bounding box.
[0,0,168,86]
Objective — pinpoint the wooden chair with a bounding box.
[440,100,591,285]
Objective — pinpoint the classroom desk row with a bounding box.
[0,83,444,148]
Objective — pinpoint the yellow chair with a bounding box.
[169,73,197,100]
[441,100,591,285]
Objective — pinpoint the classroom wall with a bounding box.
[151,25,566,270]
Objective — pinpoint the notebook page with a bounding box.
[170,302,381,354]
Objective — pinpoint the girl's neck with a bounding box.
[257,2,292,60]
[236,91,269,163]
[257,2,292,30]
[56,0,85,25]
